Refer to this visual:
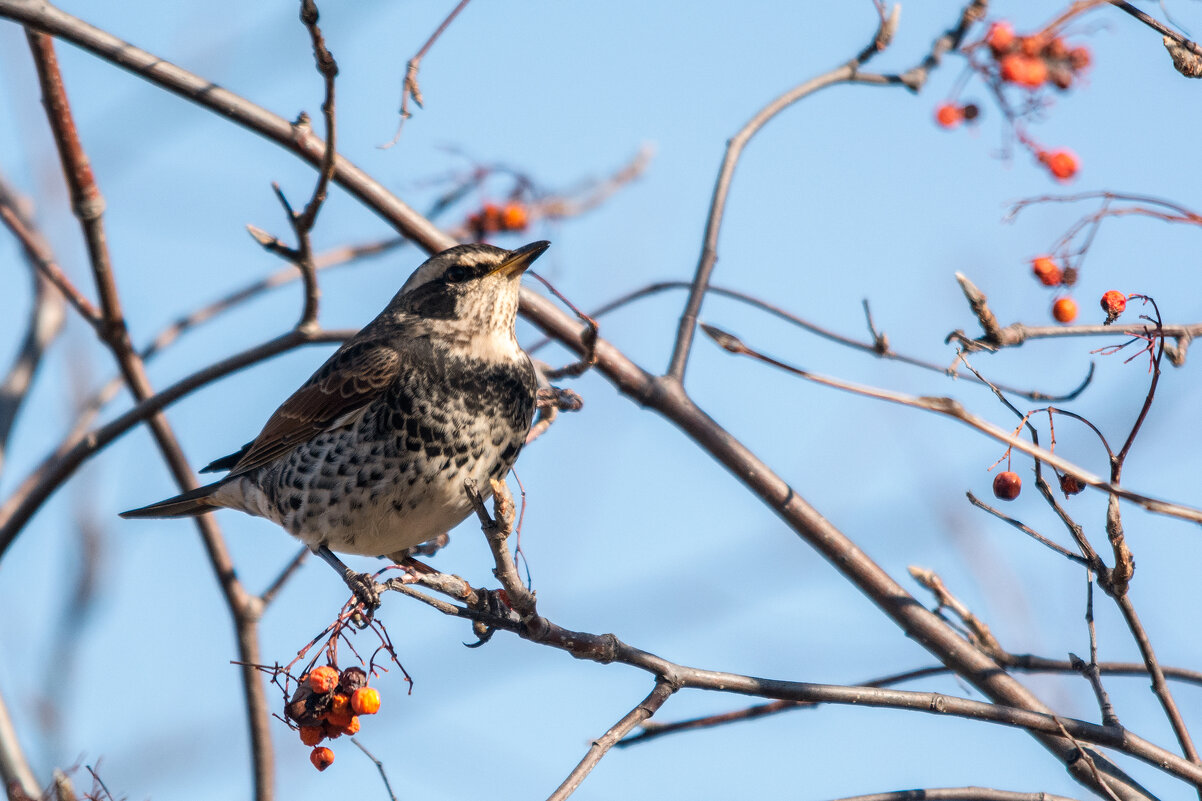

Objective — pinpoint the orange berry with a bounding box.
[935,103,963,129]
[1052,297,1078,324]
[993,471,1022,501]
[351,687,381,716]
[310,746,335,772]
[325,693,353,728]
[298,725,324,747]
[342,716,361,736]
[1068,46,1091,70]
[1000,54,1047,88]
[307,666,339,694]
[321,721,344,740]
[1100,290,1127,321]
[501,203,529,231]
[985,21,1015,55]
[1039,149,1078,181]
[1031,256,1062,287]
[1045,37,1068,60]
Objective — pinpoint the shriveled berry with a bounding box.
[935,103,963,129]
[307,666,339,694]
[1052,297,1078,324]
[985,21,1015,55]
[1045,37,1068,60]
[1100,290,1126,322]
[351,687,381,716]
[338,667,368,694]
[993,471,1022,500]
[1058,472,1086,497]
[342,716,361,736]
[298,725,324,747]
[310,746,335,772]
[1068,46,1091,70]
[1031,256,1062,287]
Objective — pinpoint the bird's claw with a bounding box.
[343,570,381,627]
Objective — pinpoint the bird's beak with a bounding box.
[492,240,550,278]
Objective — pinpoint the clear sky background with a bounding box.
[2,2,1201,799]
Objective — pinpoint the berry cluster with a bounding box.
[936,19,1092,183]
[1027,255,1078,323]
[466,202,529,241]
[286,665,383,771]
[987,22,1091,92]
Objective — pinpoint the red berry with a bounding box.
[935,103,963,129]
[993,471,1022,501]
[310,746,335,771]
[1100,290,1127,322]
[1068,46,1091,70]
[985,21,1016,55]
[1052,297,1078,324]
[1031,256,1062,287]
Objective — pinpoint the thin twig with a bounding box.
[666,5,899,381]
[349,738,398,801]
[529,280,1094,402]
[545,680,676,801]
[382,0,472,147]
[701,324,1202,526]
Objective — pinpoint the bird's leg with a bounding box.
[313,545,381,613]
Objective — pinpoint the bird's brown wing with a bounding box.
[227,338,403,475]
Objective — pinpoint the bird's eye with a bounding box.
[444,264,470,283]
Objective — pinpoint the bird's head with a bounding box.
[392,240,550,344]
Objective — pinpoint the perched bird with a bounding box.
[122,241,549,604]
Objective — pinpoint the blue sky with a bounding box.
[2,2,1201,799]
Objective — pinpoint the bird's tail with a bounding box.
[120,482,225,519]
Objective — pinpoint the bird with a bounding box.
[122,240,550,607]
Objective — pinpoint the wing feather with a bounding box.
[227,339,402,475]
